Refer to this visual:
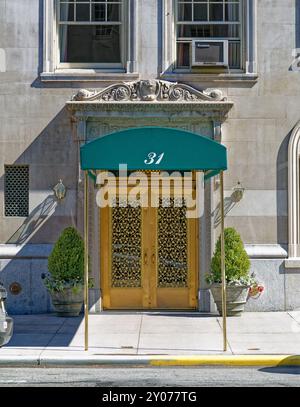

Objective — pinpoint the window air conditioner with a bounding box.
[192,40,229,67]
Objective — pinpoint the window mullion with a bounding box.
[208,0,210,22]
[191,0,194,22]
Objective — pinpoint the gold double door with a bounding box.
[100,175,199,310]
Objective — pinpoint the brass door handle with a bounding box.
[151,253,155,265]
[144,252,148,265]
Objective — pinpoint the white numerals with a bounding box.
[144,152,165,165]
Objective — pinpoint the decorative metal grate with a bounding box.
[157,197,188,288]
[111,198,142,288]
[4,165,29,217]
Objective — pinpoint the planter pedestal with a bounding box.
[210,284,249,316]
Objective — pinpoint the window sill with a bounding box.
[160,72,258,84]
[244,244,287,259]
[40,70,140,83]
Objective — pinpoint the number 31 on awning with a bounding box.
[144,152,165,165]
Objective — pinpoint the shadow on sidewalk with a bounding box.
[4,314,83,348]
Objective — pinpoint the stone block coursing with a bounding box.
[0,258,53,314]
[245,260,286,312]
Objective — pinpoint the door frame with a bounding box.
[99,172,199,310]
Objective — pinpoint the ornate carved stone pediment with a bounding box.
[72,80,226,103]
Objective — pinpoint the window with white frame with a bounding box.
[58,0,124,67]
[176,0,242,70]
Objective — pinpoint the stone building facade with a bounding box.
[0,0,300,314]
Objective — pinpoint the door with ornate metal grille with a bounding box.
[100,175,198,310]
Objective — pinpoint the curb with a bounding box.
[149,355,300,367]
[0,355,300,367]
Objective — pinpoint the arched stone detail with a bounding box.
[287,121,300,260]
[71,80,226,103]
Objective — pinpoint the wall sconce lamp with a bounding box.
[53,179,66,200]
[231,181,245,203]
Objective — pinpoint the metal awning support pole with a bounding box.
[84,170,89,351]
[220,171,227,352]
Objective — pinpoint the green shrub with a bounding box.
[45,227,84,293]
[206,227,252,286]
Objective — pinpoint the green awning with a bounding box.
[80,127,227,177]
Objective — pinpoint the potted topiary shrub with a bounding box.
[206,227,254,317]
[45,226,85,317]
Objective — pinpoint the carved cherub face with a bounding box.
[139,80,158,100]
[143,80,156,91]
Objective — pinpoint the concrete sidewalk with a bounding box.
[1,312,300,366]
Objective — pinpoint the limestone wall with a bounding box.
[0,0,299,312]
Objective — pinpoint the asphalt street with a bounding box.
[0,367,299,387]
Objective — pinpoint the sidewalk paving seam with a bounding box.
[287,311,300,328]
[38,317,68,365]
[136,314,143,355]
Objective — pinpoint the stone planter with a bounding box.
[50,287,84,317]
[210,284,250,317]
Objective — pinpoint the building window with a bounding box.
[58,0,124,67]
[176,0,242,70]
[286,121,300,265]
[4,165,29,217]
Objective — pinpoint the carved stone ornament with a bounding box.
[72,80,226,103]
